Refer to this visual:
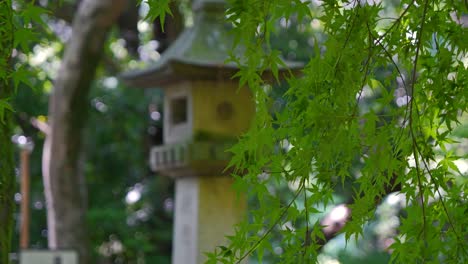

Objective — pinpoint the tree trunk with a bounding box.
[42,1,125,263]
[0,1,15,263]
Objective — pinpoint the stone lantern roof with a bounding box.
[121,0,303,88]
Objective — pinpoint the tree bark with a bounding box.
[0,1,15,263]
[43,1,125,263]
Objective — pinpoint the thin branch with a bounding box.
[407,17,465,251]
[408,0,430,243]
[332,0,359,78]
[414,139,468,256]
[374,0,416,44]
[302,177,309,263]
[236,182,305,263]
[353,21,375,117]
[371,33,410,155]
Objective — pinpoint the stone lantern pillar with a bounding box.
[122,0,301,263]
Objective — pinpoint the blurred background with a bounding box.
[8,0,467,263]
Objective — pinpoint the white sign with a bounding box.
[20,250,77,264]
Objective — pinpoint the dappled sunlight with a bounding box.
[102,77,118,89]
[125,184,143,205]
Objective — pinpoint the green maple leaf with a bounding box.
[143,0,173,32]
[11,66,33,92]
[0,98,14,124]
[22,4,49,28]
[14,28,37,52]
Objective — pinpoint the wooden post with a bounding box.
[20,145,32,249]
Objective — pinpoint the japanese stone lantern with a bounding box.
[122,0,301,263]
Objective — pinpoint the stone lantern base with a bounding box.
[172,176,246,264]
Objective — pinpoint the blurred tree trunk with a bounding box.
[0,1,15,263]
[42,1,125,263]
[118,0,140,55]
